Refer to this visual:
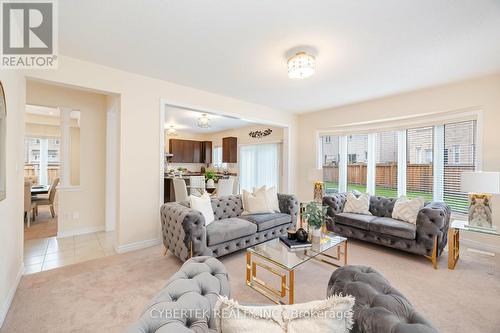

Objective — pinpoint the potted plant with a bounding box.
[204,169,217,188]
[301,202,327,239]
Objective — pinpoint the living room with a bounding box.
[0,1,499,333]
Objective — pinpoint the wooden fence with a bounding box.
[24,164,60,185]
[324,163,474,192]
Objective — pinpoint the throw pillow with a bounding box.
[392,196,425,224]
[343,192,371,215]
[254,185,280,212]
[242,189,274,214]
[190,193,215,226]
[214,296,354,333]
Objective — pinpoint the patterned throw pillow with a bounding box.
[392,196,425,224]
[343,192,371,215]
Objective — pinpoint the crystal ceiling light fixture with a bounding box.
[197,113,211,128]
[287,51,316,79]
[166,125,177,136]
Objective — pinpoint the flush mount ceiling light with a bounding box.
[197,113,211,128]
[166,125,177,136]
[287,52,316,79]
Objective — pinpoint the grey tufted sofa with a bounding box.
[161,194,299,261]
[327,265,438,333]
[126,256,229,333]
[323,194,451,268]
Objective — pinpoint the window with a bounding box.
[24,136,61,185]
[406,126,433,201]
[347,134,368,193]
[443,120,476,214]
[239,143,280,192]
[320,135,339,193]
[375,131,398,197]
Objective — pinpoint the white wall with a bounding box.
[0,72,25,326]
[297,74,500,251]
[26,80,107,237]
[25,55,298,252]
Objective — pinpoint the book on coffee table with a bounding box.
[279,236,312,249]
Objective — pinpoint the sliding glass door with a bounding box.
[239,143,281,192]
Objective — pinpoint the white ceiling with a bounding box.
[165,107,255,134]
[59,0,500,113]
[26,105,80,119]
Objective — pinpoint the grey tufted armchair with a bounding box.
[323,194,451,268]
[161,194,299,262]
[126,256,229,333]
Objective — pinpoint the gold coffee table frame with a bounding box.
[245,234,347,305]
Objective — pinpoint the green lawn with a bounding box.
[324,182,468,213]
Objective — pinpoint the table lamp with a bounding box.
[308,168,324,203]
[461,171,500,229]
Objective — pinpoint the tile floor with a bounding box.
[23,231,116,275]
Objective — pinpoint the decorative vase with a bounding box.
[206,179,215,188]
[311,226,322,243]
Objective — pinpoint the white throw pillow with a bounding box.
[190,193,215,226]
[214,296,354,333]
[343,192,371,215]
[392,196,425,224]
[253,185,280,213]
[242,189,274,214]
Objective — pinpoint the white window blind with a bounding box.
[239,143,280,192]
[320,135,340,193]
[347,134,368,193]
[212,146,222,167]
[443,120,476,214]
[375,131,398,197]
[406,127,434,201]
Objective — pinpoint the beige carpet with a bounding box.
[2,239,500,333]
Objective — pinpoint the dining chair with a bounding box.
[229,176,239,194]
[24,181,35,228]
[173,178,189,202]
[189,176,206,197]
[216,178,234,198]
[32,177,60,218]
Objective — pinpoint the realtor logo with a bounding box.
[1,0,58,68]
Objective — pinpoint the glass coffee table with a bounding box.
[246,232,347,304]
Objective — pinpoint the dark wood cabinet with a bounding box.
[222,137,237,163]
[202,141,212,164]
[169,139,212,163]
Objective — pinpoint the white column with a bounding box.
[39,138,48,185]
[106,99,118,231]
[59,107,72,187]
[397,130,407,197]
[339,135,348,193]
[433,125,445,202]
[367,134,376,195]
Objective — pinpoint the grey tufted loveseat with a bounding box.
[126,256,229,333]
[328,265,438,333]
[161,194,299,261]
[323,194,451,268]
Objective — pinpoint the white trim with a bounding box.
[317,107,481,136]
[115,238,162,254]
[0,262,24,327]
[460,237,500,254]
[433,125,444,202]
[57,225,105,238]
[475,111,484,171]
[59,107,72,187]
[339,135,347,193]
[316,133,323,169]
[366,134,376,195]
[397,130,407,197]
[105,99,118,232]
[57,185,82,192]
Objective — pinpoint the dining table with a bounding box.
[31,185,50,196]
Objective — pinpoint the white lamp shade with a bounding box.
[308,168,323,182]
[461,171,500,194]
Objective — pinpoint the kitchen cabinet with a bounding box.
[222,137,237,163]
[169,139,212,163]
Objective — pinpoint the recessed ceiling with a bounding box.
[26,105,80,119]
[165,106,255,134]
[59,0,500,113]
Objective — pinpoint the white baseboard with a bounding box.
[115,238,162,254]
[0,262,24,327]
[461,237,500,254]
[57,225,105,238]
